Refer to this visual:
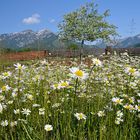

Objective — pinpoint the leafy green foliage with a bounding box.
[68,43,79,50]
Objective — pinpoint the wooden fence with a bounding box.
[0,47,139,62]
[0,51,48,61]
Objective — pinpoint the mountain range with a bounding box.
[115,34,140,48]
[0,29,140,51]
[0,29,63,51]
[96,34,140,48]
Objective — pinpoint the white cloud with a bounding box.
[22,13,40,25]
[49,19,55,23]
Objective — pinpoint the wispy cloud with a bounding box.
[22,13,40,25]
[49,19,55,23]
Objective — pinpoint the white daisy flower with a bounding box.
[2,71,12,79]
[0,85,11,92]
[125,67,139,77]
[21,108,31,116]
[123,104,134,110]
[112,97,123,105]
[41,59,48,65]
[10,121,17,127]
[97,111,105,117]
[39,108,45,115]
[59,80,69,88]
[14,109,20,114]
[92,58,102,67]
[69,67,88,80]
[1,120,8,127]
[14,63,26,70]
[74,113,87,120]
[44,124,53,131]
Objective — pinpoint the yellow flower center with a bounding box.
[61,82,68,87]
[54,84,58,88]
[47,128,51,131]
[116,100,121,104]
[79,114,84,119]
[18,65,22,70]
[3,73,9,77]
[95,60,99,64]
[129,68,135,74]
[129,99,134,103]
[124,105,133,110]
[2,86,6,91]
[75,70,83,77]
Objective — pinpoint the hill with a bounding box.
[0,29,63,51]
[96,34,140,48]
[1,29,140,51]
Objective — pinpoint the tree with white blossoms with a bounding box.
[58,1,117,62]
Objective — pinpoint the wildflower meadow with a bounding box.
[0,53,140,140]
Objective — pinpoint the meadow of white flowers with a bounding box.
[0,53,139,140]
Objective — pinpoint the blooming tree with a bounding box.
[58,2,117,61]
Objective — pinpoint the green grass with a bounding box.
[0,54,139,140]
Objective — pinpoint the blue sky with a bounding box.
[0,0,140,38]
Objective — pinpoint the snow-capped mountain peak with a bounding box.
[0,29,56,48]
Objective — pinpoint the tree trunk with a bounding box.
[80,40,84,63]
